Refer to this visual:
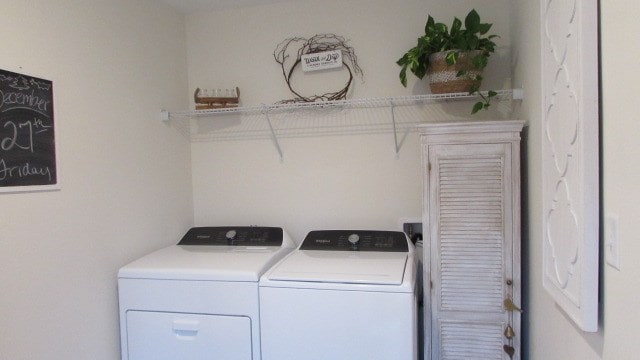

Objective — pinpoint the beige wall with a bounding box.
[600,1,640,357]
[185,0,512,103]
[514,0,640,358]
[185,0,512,242]
[5,0,638,359]
[0,1,193,359]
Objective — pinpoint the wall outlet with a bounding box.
[402,222,423,244]
[605,215,621,271]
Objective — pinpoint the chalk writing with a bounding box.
[0,89,51,113]
[0,68,56,189]
[0,158,52,182]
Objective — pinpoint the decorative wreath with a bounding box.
[273,34,363,104]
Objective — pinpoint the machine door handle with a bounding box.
[172,319,199,338]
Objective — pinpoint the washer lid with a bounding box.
[118,245,290,282]
[267,250,408,285]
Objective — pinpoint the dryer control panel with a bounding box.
[299,230,409,252]
[178,227,283,246]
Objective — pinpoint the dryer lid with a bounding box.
[118,245,289,282]
[267,250,408,285]
[119,226,296,282]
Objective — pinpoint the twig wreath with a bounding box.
[274,34,363,103]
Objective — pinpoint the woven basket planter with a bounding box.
[428,50,484,94]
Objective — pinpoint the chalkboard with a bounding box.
[0,69,57,192]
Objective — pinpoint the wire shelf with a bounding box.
[165,89,522,119]
[162,89,524,160]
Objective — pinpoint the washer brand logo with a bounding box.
[196,235,210,239]
[315,239,331,244]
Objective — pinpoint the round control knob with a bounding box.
[348,234,360,245]
[226,230,237,241]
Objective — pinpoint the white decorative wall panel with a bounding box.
[541,0,600,332]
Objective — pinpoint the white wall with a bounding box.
[513,0,640,358]
[0,1,192,359]
[600,0,640,357]
[185,0,513,241]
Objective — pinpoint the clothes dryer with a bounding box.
[118,226,296,360]
[259,230,417,360]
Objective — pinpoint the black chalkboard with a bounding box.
[0,69,57,190]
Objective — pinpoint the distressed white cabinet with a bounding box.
[419,120,524,360]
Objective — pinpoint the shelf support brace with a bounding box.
[391,101,399,154]
[262,105,284,161]
[390,101,411,157]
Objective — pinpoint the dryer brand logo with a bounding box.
[315,239,331,244]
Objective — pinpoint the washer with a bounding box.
[259,230,417,360]
[118,226,296,360]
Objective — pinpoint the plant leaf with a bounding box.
[472,54,488,69]
[425,15,435,34]
[451,18,462,35]
[399,67,408,87]
[396,53,409,66]
[478,23,493,35]
[479,40,496,53]
[468,36,479,50]
[472,101,484,114]
[454,35,466,50]
[465,9,481,33]
[414,60,428,79]
[445,51,459,65]
[434,23,448,35]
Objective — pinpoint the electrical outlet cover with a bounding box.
[605,215,621,271]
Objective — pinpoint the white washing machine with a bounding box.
[118,226,296,360]
[259,230,417,360]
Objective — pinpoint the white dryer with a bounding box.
[259,230,417,360]
[118,226,296,360]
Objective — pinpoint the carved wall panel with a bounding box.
[541,0,600,332]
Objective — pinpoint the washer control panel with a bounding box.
[178,226,283,246]
[299,230,409,252]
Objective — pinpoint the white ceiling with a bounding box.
[158,0,295,13]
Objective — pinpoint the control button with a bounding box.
[348,234,360,245]
[226,230,237,241]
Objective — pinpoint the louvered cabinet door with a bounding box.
[420,121,523,360]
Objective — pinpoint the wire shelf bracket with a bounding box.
[262,104,284,161]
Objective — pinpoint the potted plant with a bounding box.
[397,9,499,113]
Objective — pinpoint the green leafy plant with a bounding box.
[397,9,499,113]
